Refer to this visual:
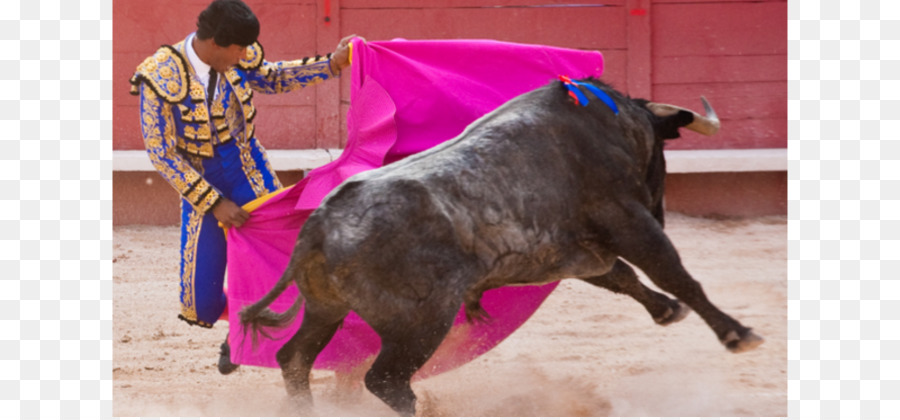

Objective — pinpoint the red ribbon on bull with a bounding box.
[559,75,619,115]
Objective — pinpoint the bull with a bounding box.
[240,77,764,416]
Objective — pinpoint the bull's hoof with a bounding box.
[217,340,240,375]
[653,300,692,326]
[464,303,493,325]
[722,329,764,353]
[280,395,317,417]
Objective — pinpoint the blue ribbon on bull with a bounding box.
[558,75,619,115]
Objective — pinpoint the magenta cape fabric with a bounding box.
[226,39,604,377]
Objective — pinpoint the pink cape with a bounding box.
[226,39,604,378]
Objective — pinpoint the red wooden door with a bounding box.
[334,0,636,146]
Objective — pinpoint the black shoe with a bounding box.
[218,340,239,375]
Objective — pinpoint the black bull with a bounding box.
[240,78,764,416]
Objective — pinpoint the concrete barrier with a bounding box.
[113,148,787,225]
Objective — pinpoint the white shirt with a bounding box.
[185,33,217,101]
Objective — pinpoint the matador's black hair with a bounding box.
[196,0,260,47]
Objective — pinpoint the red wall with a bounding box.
[113,0,786,152]
[652,0,787,150]
[114,0,340,151]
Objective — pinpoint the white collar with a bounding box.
[185,33,214,86]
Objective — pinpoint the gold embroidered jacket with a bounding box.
[130,38,335,214]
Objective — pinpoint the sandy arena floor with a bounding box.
[113,212,786,417]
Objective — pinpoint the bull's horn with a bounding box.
[647,96,720,136]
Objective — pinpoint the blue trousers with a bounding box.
[177,138,281,327]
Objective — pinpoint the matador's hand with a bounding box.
[330,34,363,75]
[212,197,250,229]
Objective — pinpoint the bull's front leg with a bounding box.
[275,308,347,414]
[581,259,691,326]
[276,354,313,411]
[605,207,763,353]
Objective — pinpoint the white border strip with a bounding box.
[113,148,787,173]
[664,148,787,173]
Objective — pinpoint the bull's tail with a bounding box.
[238,260,306,346]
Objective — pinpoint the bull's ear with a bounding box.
[654,110,694,140]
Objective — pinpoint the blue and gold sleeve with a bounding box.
[238,42,337,94]
[138,83,222,214]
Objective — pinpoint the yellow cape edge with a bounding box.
[219,184,295,237]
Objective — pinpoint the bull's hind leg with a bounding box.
[364,307,457,416]
[582,259,691,326]
[276,302,349,413]
[607,208,763,353]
